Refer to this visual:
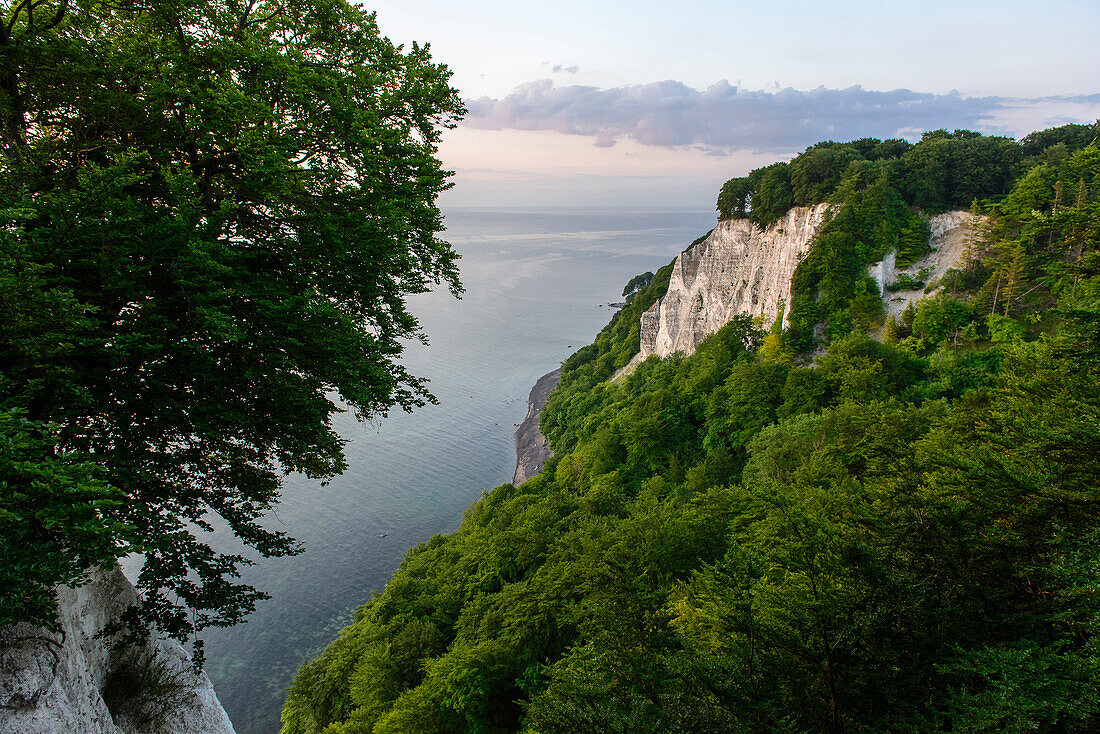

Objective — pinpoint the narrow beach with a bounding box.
[512,368,561,485]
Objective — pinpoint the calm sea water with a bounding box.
[200,207,717,733]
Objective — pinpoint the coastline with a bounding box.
[512,368,561,485]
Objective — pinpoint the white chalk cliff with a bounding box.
[621,206,975,374]
[871,209,979,319]
[0,567,235,734]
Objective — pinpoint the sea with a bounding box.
[198,206,717,733]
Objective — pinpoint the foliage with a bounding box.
[285,125,1100,734]
[715,136,912,225]
[622,271,655,301]
[786,164,928,349]
[541,261,676,453]
[911,293,971,343]
[986,312,1025,343]
[716,176,753,219]
[284,288,1100,732]
[885,272,925,291]
[0,411,130,628]
[0,0,463,641]
[757,309,794,365]
[789,142,864,205]
[899,129,1021,212]
[746,162,795,228]
[1018,121,1099,157]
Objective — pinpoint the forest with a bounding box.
[282,121,1100,733]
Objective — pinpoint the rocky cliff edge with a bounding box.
[619,206,975,376]
[1,567,235,734]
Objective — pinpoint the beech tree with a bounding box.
[0,0,464,645]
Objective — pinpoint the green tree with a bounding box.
[1019,121,1099,157]
[758,308,794,364]
[901,130,1019,211]
[788,142,863,205]
[882,313,899,343]
[622,271,655,301]
[716,176,752,219]
[0,0,464,642]
[911,293,971,343]
[0,411,132,626]
[999,245,1030,314]
[748,162,794,228]
[869,137,912,160]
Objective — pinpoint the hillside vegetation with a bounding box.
[282,124,1100,734]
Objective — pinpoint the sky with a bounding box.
[363,0,1100,208]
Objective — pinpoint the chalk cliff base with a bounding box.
[0,567,235,734]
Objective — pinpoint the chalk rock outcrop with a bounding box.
[871,210,979,318]
[0,567,235,734]
[625,204,828,374]
[622,207,975,375]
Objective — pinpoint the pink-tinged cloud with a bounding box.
[464,80,1100,154]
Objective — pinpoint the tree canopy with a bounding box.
[0,0,464,647]
[712,127,1100,226]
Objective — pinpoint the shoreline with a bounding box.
[512,368,561,485]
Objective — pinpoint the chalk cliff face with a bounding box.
[625,206,974,372]
[629,204,829,372]
[0,567,235,734]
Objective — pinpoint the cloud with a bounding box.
[463,79,1100,155]
[551,64,579,74]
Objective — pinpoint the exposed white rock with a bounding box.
[617,207,976,378]
[0,567,235,734]
[873,210,980,319]
[867,249,897,300]
[619,204,829,376]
